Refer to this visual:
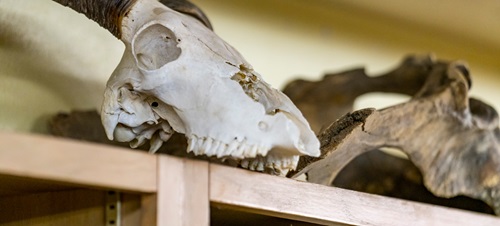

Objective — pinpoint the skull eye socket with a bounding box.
[133,24,182,70]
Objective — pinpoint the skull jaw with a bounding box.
[101,76,317,172]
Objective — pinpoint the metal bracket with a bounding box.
[105,190,121,226]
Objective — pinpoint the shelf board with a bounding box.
[210,163,500,226]
[0,133,157,193]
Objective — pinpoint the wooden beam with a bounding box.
[156,155,210,226]
[0,132,157,193]
[210,164,500,226]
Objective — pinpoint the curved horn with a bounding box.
[159,0,213,30]
[52,0,137,38]
[52,0,213,38]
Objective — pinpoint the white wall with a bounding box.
[0,0,498,133]
[190,0,500,109]
[0,1,123,132]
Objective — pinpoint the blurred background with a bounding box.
[1,0,499,134]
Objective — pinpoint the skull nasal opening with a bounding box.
[133,24,182,70]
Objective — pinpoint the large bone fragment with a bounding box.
[283,55,435,133]
[287,56,500,214]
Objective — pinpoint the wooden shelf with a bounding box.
[1,132,499,225]
[0,133,156,194]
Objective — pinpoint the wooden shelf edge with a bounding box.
[209,163,500,226]
[0,132,157,193]
[3,132,500,225]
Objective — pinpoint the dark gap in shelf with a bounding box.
[210,205,326,226]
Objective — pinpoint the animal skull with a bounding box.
[100,0,320,171]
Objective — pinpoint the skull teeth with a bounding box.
[187,135,271,159]
[186,135,298,173]
[216,142,226,158]
[241,154,299,173]
[187,137,196,153]
[149,135,163,153]
[130,136,147,149]
[203,138,215,156]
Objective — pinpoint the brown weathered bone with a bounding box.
[287,57,500,214]
[283,55,439,133]
[334,150,494,214]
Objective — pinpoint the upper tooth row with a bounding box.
[187,135,270,159]
[240,154,299,172]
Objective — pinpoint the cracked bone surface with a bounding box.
[52,0,320,172]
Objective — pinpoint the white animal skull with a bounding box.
[101,0,320,171]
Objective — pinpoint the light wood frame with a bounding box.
[1,132,499,225]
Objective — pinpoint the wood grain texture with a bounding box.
[0,174,72,196]
[0,189,105,226]
[0,132,157,193]
[210,164,500,226]
[120,193,143,226]
[157,155,209,226]
[139,194,158,226]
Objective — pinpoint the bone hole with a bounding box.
[258,121,268,131]
[134,24,181,70]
